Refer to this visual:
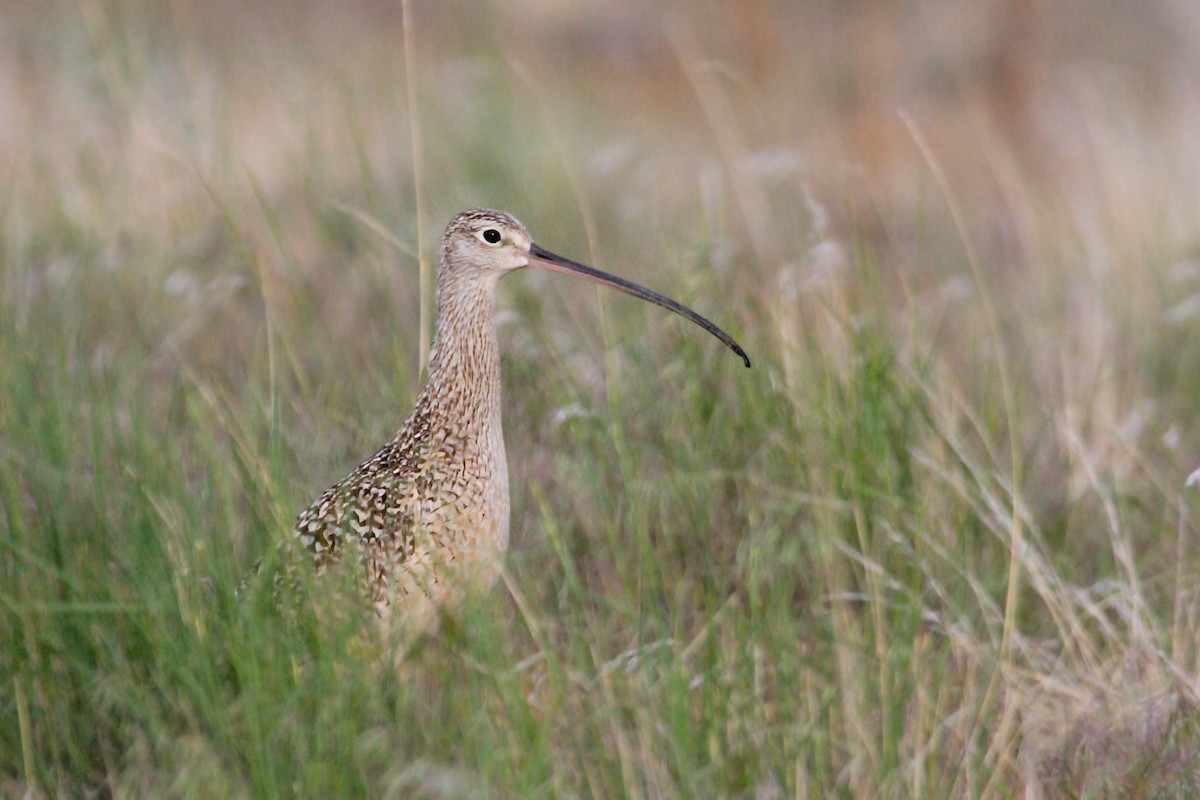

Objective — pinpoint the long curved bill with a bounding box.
[526,243,751,368]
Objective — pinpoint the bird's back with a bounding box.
[293,386,510,617]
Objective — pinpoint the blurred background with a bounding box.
[5,0,1200,796]
[6,0,1200,227]
[5,0,1200,413]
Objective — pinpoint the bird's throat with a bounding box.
[424,281,504,431]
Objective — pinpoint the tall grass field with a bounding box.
[4,1,1200,797]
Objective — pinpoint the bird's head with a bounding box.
[439,209,534,280]
[437,208,751,367]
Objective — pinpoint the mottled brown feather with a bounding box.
[293,209,522,617]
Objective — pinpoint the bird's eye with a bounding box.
[482,229,502,244]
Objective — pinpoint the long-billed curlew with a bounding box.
[293,209,749,624]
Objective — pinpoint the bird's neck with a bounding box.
[422,278,503,425]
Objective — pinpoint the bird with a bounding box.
[292,209,750,626]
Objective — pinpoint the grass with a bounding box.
[4,1,1200,797]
